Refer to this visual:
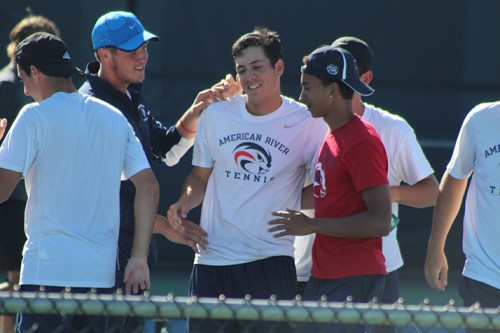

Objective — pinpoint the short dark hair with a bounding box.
[232,27,282,67]
[301,55,354,100]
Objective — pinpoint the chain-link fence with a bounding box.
[1,290,499,332]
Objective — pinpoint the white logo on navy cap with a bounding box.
[326,64,338,76]
[63,51,71,60]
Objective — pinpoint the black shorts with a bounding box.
[459,276,500,308]
[0,198,26,271]
[187,256,297,333]
[189,255,297,299]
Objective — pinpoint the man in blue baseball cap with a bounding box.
[79,10,229,332]
[91,11,159,51]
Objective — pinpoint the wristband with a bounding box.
[180,119,196,134]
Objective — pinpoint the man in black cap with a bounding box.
[294,37,439,310]
[269,45,391,333]
[0,16,62,333]
[0,32,159,332]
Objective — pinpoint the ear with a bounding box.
[97,48,111,60]
[329,82,339,97]
[30,65,41,78]
[274,59,285,77]
[360,70,373,85]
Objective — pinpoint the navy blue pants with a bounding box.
[187,256,297,333]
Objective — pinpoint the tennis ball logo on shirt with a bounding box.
[233,142,272,175]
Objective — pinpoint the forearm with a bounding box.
[301,185,314,210]
[427,171,468,251]
[176,109,198,140]
[131,172,160,259]
[179,170,208,211]
[311,210,391,238]
[390,175,439,208]
[0,169,22,204]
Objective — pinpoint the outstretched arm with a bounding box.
[167,166,212,232]
[424,171,468,291]
[391,174,439,208]
[123,168,159,295]
[176,74,242,139]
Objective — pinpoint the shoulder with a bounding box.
[364,103,414,136]
[468,101,500,117]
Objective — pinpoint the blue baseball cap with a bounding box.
[301,46,374,96]
[92,11,159,51]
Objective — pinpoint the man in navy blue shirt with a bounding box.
[80,11,229,332]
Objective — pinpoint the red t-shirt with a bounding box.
[312,115,388,279]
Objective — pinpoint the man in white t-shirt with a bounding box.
[0,32,159,333]
[425,102,500,330]
[167,27,327,332]
[294,37,439,305]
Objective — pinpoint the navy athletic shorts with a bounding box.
[459,276,500,333]
[301,274,386,333]
[187,255,297,333]
[16,285,113,333]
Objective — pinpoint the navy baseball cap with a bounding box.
[301,46,374,96]
[332,36,374,72]
[16,32,81,77]
[92,11,159,51]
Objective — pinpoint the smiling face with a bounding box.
[235,46,283,114]
[299,73,333,119]
[99,41,149,93]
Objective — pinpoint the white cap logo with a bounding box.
[326,64,338,76]
[62,51,71,60]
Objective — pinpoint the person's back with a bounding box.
[9,92,139,286]
[0,32,157,333]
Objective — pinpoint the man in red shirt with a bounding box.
[269,45,392,333]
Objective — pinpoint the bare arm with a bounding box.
[390,174,439,208]
[269,184,392,238]
[176,75,241,139]
[301,184,314,210]
[424,171,468,291]
[167,166,213,232]
[123,168,159,295]
[153,214,208,252]
[0,118,6,140]
[0,168,22,203]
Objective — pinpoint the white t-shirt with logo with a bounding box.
[447,102,500,289]
[193,95,327,266]
[294,103,433,281]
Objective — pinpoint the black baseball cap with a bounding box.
[301,46,374,96]
[331,36,374,72]
[15,32,81,77]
